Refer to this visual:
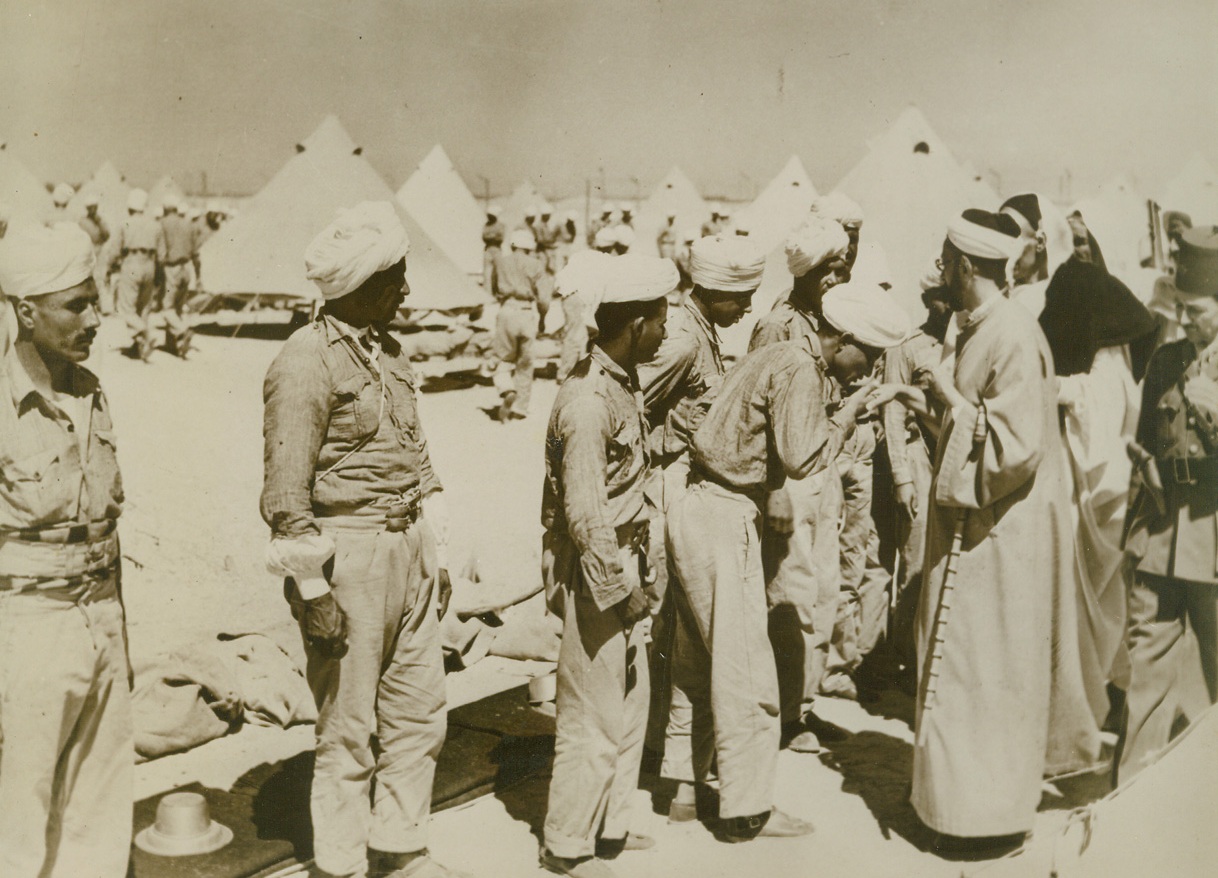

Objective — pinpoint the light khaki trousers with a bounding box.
[666,479,780,818]
[0,575,133,878]
[296,522,446,878]
[544,545,650,858]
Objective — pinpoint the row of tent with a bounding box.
[5,110,1218,318]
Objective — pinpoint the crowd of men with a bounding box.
[0,166,1216,878]
[50,182,227,361]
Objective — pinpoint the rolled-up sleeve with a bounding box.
[557,393,630,610]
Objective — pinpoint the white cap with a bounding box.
[52,183,74,206]
[690,235,765,292]
[0,221,96,299]
[511,229,536,251]
[127,189,148,212]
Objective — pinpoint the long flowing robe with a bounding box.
[1058,346,1141,704]
[911,296,1097,838]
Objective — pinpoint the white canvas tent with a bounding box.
[0,139,54,222]
[67,161,131,232]
[198,115,488,312]
[731,155,819,254]
[834,107,982,320]
[397,144,485,276]
[1161,153,1218,225]
[632,166,710,258]
[1072,173,1151,285]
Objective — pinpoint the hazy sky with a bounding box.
[2,0,1215,202]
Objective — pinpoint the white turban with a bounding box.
[127,188,148,213]
[597,255,678,308]
[785,216,849,278]
[486,204,501,218]
[83,191,101,208]
[510,229,536,251]
[946,210,1022,262]
[689,235,765,292]
[0,221,96,300]
[556,250,611,300]
[613,224,636,249]
[304,201,410,301]
[812,192,864,229]
[821,281,910,349]
[52,183,74,207]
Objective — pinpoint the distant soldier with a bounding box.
[491,230,546,420]
[100,188,166,361]
[78,193,113,313]
[700,210,722,239]
[50,182,74,223]
[587,204,615,248]
[481,204,505,290]
[158,195,201,356]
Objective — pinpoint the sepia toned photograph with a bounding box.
[1,1,1216,876]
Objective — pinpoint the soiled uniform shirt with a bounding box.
[492,249,545,302]
[542,347,651,610]
[160,213,199,264]
[691,338,847,498]
[261,313,441,543]
[749,293,819,352]
[0,346,124,585]
[639,297,723,464]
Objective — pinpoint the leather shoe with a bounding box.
[717,808,815,843]
[540,852,618,878]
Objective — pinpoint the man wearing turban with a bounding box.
[490,229,547,420]
[637,235,761,819]
[747,215,853,751]
[0,223,133,877]
[99,187,167,361]
[539,255,676,878]
[666,279,908,842]
[260,202,461,878]
[874,208,1097,850]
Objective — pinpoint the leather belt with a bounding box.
[124,248,157,257]
[164,257,192,267]
[9,519,116,545]
[1158,456,1218,486]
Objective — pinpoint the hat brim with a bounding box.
[135,821,233,857]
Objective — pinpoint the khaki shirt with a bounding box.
[692,338,845,498]
[639,298,723,464]
[542,347,651,610]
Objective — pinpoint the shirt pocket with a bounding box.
[329,374,380,444]
[608,412,642,466]
[0,448,71,523]
[386,364,420,443]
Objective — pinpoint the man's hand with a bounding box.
[841,378,879,421]
[1184,373,1218,423]
[436,568,453,620]
[895,482,918,521]
[616,586,650,627]
[301,591,348,659]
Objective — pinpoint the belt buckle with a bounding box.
[1174,457,1198,485]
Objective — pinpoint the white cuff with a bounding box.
[422,490,450,570]
[266,533,336,581]
[294,575,332,600]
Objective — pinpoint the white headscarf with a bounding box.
[510,229,536,251]
[785,216,849,278]
[599,255,679,306]
[946,211,1023,261]
[689,235,765,291]
[127,189,148,213]
[812,192,864,229]
[304,201,410,301]
[0,221,96,299]
[822,281,910,349]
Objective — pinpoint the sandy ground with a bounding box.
[89,314,1154,877]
